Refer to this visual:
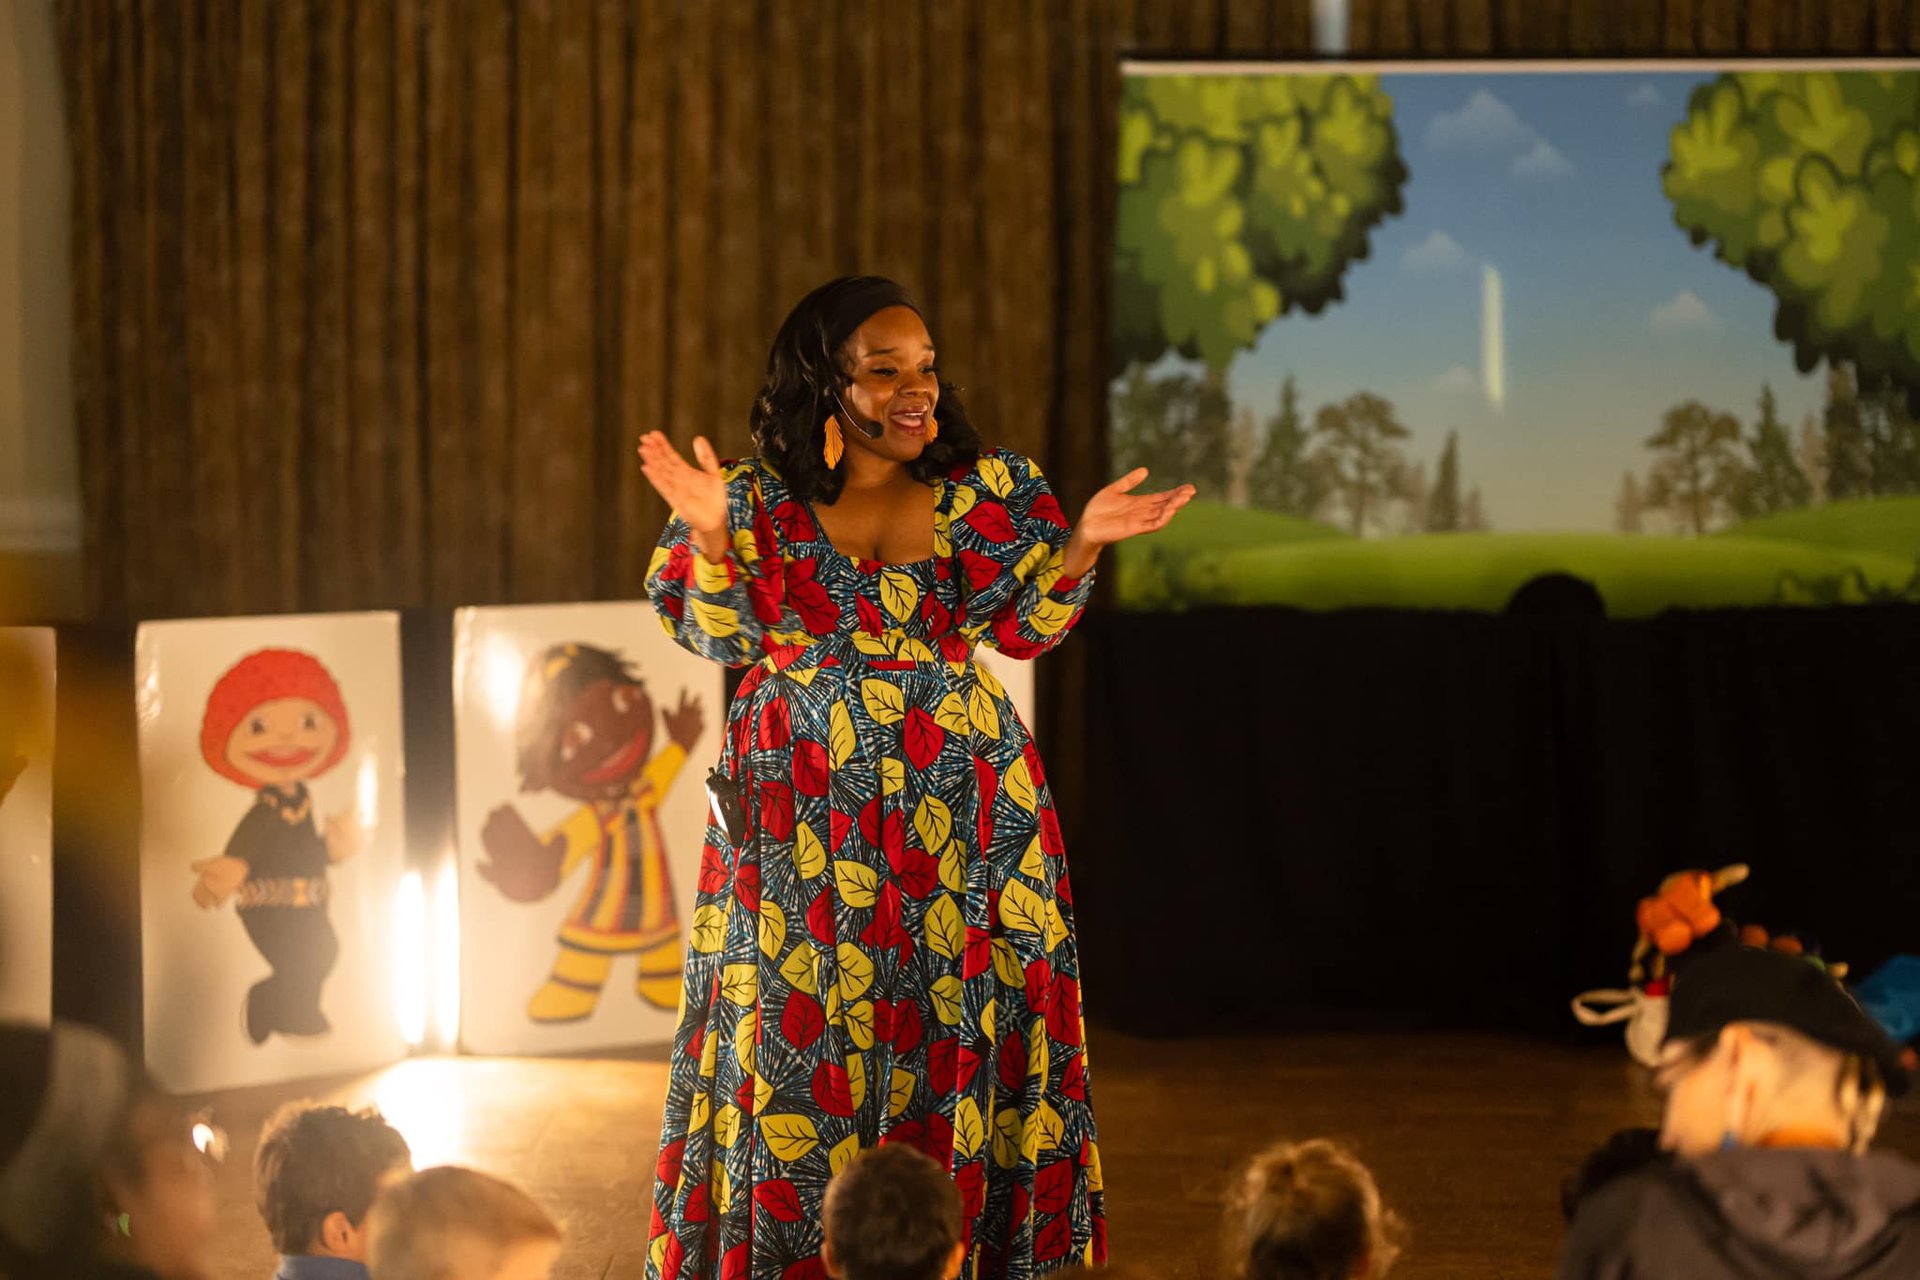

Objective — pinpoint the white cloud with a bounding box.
[1512,138,1575,180]
[1402,230,1473,273]
[1651,290,1720,332]
[1434,364,1478,393]
[1626,83,1664,109]
[1426,89,1534,151]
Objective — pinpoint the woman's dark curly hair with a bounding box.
[750,276,982,504]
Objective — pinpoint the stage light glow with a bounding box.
[355,752,380,832]
[395,872,428,1047]
[481,635,525,728]
[370,1059,471,1168]
[433,858,461,1049]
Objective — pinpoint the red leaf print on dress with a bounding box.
[960,550,1003,593]
[754,1179,806,1224]
[1034,1158,1075,1216]
[656,1136,686,1188]
[862,880,909,949]
[782,992,826,1051]
[955,1161,986,1219]
[811,1062,856,1118]
[963,927,992,979]
[771,500,816,546]
[759,780,795,841]
[1034,1211,1073,1262]
[856,594,885,637]
[998,1027,1025,1093]
[928,1036,958,1094]
[721,1243,751,1280]
[830,806,853,851]
[757,699,792,750]
[887,845,940,899]
[1060,1052,1087,1101]
[957,1045,983,1089]
[781,1263,828,1280]
[1024,958,1053,1017]
[792,738,830,797]
[682,1182,711,1223]
[734,861,761,912]
[748,558,786,625]
[903,706,945,771]
[807,887,837,943]
[786,558,840,632]
[1028,492,1068,528]
[921,594,952,634]
[697,844,729,893]
[661,1236,685,1280]
[1047,976,1083,1047]
[891,999,924,1055]
[964,503,1017,544]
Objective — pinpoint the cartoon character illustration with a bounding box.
[479,643,703,1023]
[190,650,365,1044]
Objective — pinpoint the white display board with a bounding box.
[452,603,724,1055]
[0,628,55,1023]
[136,615,408,1092]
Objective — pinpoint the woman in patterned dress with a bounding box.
[637,277,1192,1280]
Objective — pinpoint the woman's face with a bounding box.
[108,1099,219,1280]
[837,305,940,465]
[224,696,341,787]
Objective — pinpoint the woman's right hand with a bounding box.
[638,431,729,553]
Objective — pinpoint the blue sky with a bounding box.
[1138,68,1836,533]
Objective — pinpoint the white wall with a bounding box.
[0,0,81,581]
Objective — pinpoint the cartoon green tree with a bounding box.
[1246,375,1324,518]
[1110,366,1235,501]
[1664,71,1920,403]
[1426,431,1463,532]
[1736,383,1812,518]
[1310,392,1412,535]
[1115,74,1409,373]
[1824,365,1873,500]
[1645,401,1750,535]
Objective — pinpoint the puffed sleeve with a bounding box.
[947,451,1094,659]
[646,461,790,668]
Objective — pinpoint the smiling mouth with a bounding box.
[890,406,931,433]
[247,746,317,769]
[579,728,649,784]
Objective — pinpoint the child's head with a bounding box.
[1223,1139,1402,1280]
[514,644,653,801]
[200,649,352,789]
[366,1166,561,1280]
[822,1143,965,1280]
[254,1102,413,1259]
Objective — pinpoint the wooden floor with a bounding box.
[189,1027,1920,1280]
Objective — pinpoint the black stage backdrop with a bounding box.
[1067,604,1920,1036]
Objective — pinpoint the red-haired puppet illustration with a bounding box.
[190,649,365,1044]
[478,643,702,1023]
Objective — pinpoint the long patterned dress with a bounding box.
[642,449,1105,1280]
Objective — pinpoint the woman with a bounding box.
[637,276,1191,1280]
[1223,1139,1403,1280]
[1559,946,1918,1279]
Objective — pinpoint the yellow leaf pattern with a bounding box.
[999,878,1047,934]
[780,942,819,995]
[835,943,875,1001]
[930,975,964,1025]
[880,569,920,620]
[690,903,727,954]
[759,901,787,958]
[924,894,964,959]
[914,796,953,855]
[793,823,826,879]
[969,684,1001,738]
[1005,756,1037,812]
[829,701,857,767]
[835,860,878,909]
[762,1114,821,1163]
[860,678,906,726]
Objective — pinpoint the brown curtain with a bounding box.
[51,0,1308,620]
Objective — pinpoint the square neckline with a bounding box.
[802,475,954,574]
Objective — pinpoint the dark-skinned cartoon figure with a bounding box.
[191,649,365,1045]
[478,643,703,1023]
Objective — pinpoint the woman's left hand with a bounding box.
[1064,468,1195,576]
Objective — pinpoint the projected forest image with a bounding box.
[1111,66,1920,614]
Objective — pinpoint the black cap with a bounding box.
[1665,947,1910,1097]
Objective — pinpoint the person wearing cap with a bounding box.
[1559,946,1920,1279]
[0,1020,220,1280]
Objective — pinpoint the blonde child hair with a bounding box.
[1223,1139,1404,1280]
[366,1166,561,1280]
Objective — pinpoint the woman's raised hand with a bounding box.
[637,431,728,537]
[1077,468,1195,548]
